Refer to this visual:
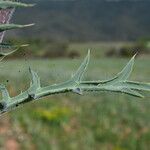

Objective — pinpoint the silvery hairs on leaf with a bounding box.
[0,23,34,32]
[0,51,149,115]
[0,0,34,42]
[0,1,35,9]
[0,0,34,56]
[0,1,149,116]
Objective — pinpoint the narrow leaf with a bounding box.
[79,84,144,98]
[120,88,144,98]
[113,55,136,81]
[0,84,10,101]
[0,1,35,9]
[29,68,41,94]
[81,55,136,85]
[0,8,15,42]
[121,81,150,91]
[0,23,34,32]
[0,43,29,57]
[71,50,90,83]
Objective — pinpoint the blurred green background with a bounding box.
[0,0,150,150]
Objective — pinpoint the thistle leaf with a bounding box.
[120,88,144,98]
[0,23,34,32]
[71,50,90,83]
[109,54,136,83]
[81,54,136,85]
[79,54,150,98]
[0,8,15,42]
[0,1,35,9]
[28,68,41,95]
[79,83,144,98]
[121,81,150,91]
[0,51,149,115]
[0,84,10,101]
[0,43,29,57]
[101,86,144,98]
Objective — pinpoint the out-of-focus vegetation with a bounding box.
[5,39,150,59]
[106,39,150,57]
[11,0,150,41]
[0,57,149,149]
[6,38,71,58]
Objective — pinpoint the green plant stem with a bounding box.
[0,51,149,116]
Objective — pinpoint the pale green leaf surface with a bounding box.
[0,24,34,32]
[71,49,90,83]
[0,1,35,9]
[0,51,149,115]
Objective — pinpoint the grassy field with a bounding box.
[0,56,149,150]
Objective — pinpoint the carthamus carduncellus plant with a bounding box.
[0,0,34,60]
[0,0,149,116]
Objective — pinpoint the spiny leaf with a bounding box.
[0,23,34,32]
[0,43,29,57]
[79,84,144,98]
[0,51,149,115]
[0,84,10,101]
[71,49,90,83]
[79,53,149,98]
[99,85,144,98]
[97,86,144,98]
[0,1,35,9]
[29,68,41,95]
[81,55,136,85]
[0,8,15,42]
[121,81,150,91]
[109,54,136,82]
[102,54,135,85]
[0,43,29,51]
[120,88,144,98]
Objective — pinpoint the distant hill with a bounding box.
[6,0,150,41]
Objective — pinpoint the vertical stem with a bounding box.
[0,0,16,43]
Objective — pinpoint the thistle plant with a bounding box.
[0,1,149,116]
